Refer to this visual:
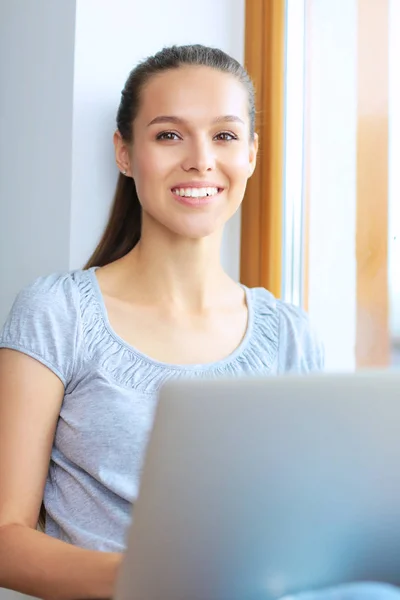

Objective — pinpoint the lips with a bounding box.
[170,182,225,201]
[171,187,223,207]
[171,181,224,189]
[172,186,219,198]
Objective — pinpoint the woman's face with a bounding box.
[117,65,258,240]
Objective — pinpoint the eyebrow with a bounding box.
[147,115,245,127]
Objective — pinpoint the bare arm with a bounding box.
[0,349,122,600]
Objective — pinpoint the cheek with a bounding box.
[131,149,169,205]
[224,146,252,183]
[133,149,158,185]
[135,162,153,190]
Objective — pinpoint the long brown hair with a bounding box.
[84,44,256,270]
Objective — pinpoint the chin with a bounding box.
[172,225,221,240]
[145,208,232,240]
[168,216,226,240]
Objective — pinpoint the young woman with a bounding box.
[0,44,326,600]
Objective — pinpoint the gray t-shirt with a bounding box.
[0,267,324,551]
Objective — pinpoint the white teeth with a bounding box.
[173,187,219,198]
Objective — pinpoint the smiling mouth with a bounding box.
[171,186,222,199]
[170,186,224,207]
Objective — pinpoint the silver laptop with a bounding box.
[115,371,400,600]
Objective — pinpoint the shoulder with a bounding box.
[12,270,82,305]
[4,270,84,332]
[0,270,89,386]
[250,287,324,373]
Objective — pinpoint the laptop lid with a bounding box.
[115,371,400,600]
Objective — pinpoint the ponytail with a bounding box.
[84,174,142,269]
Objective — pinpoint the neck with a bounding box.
[119,220,233,312]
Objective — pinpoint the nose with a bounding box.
[181,137,216,173]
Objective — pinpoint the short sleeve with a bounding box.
[0,272,83,387]
[277,301,325,374]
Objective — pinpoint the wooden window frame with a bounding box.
[240,0,286,297]
[356,0,389,368]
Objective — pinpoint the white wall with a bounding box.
[0,0,245,328]
[307,0,358,371]
[0,0,76,325]
[389,0,400,340]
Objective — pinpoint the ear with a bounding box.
[248,132,259,178]
[114,130,132,176]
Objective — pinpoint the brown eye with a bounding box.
[156,131,181,141]
[214,132,238,142]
